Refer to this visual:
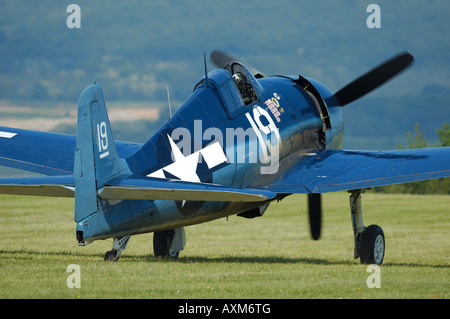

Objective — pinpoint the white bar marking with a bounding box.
[99,151,110,159]
[200,142,227,169]
[0,131,17,139]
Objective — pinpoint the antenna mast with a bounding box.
[166,86,172,120]
[203,53,209,87]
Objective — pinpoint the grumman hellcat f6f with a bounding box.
[0,50,448,264]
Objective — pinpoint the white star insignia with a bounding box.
[147,135,227,184]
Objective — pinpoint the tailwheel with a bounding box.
[104,236,130,262]
[360,225,385,265]
[104,249,119,262]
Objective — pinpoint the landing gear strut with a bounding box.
[349,189,385,265]
[104,236,131,262]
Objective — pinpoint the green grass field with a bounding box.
[0,192,448,299]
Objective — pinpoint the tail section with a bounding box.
[74,83,130,223]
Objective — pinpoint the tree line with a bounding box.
[374,123,450,194]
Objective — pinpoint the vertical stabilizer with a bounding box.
[74,83,130,223]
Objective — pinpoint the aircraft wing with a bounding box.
[252,147,450,194]
[0,127,140,176]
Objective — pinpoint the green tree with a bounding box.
[397,123,427,149]
[437,123,450,146]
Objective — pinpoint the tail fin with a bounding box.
[74,83,130,223]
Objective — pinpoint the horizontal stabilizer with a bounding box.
[0,175,74,197]
[99,175,276,202]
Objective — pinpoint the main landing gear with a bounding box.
[349,189,385,265]
[153,228,186,259]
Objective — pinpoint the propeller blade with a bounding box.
[210,50,266,78]
[308,193,322,240]
[334,52,414,106]
[210,50,237,69]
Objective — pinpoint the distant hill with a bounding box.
[0,0,449,149]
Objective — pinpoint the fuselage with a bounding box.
[79,64,344,242]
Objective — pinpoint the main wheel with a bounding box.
[360,225,385,265]
[153,229,179,259]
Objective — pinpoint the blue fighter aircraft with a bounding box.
[0,50,449,264]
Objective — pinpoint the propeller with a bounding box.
[334,52,414,106]
[210,50,266,78]
[308,193,322,240]
[210,50,237,69]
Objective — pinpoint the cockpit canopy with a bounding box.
[194,61,264,118]
[224,62,264,104]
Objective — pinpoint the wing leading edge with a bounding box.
[253,147,450,194]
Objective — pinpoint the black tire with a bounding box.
[104,249,118,262]
[360,225,385,265]
[153,229,179,258]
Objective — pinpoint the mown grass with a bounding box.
[0,192,448,299]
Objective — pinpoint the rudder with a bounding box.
[74,83,130,223]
